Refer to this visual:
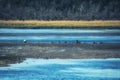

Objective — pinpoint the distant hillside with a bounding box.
[0,0,120,20]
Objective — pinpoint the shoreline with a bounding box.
[1,26,120,29]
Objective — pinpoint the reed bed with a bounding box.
[0,20,120,28]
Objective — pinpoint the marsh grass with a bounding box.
[0,20,120,28]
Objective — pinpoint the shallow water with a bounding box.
[0,29,120,43]
[0,58,120,80]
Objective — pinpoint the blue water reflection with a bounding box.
[0,29,120,43]
[0,58,120,80]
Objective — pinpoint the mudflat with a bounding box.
[0,43,120,58]
[0,42,120,66]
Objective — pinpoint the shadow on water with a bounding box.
[0,55,25,67]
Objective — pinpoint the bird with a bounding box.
[23,39,27,43]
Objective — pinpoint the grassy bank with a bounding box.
[0,20,120,28]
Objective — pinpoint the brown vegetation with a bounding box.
[0,20,120,28]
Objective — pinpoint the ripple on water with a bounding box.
[0,58,120,80]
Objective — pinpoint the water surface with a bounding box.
[0,58,120,80]
[0,29,120,43]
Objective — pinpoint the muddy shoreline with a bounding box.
[0,42,120,66]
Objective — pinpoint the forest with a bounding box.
[0,0,120,20]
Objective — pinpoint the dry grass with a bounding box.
[0,20,120,28]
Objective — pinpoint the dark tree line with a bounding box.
[0,0,120,20]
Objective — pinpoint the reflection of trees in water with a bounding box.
[0,56,25,66]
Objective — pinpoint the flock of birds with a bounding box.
[23,39,103,44]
